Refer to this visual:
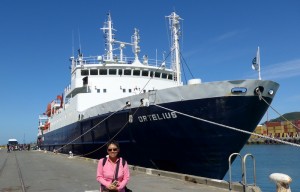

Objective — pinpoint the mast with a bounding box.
[101,13,115,61]
[167,12,182,85]
[101,14,141,63]
[131,28,141,63]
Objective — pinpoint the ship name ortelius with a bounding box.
[138,112,177,122]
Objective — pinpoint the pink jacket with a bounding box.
[96,157,130,192]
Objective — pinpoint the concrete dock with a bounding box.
[0,149,261,192]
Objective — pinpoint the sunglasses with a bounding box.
[107,148,118,152]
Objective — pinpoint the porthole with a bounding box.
[231,87,247,94]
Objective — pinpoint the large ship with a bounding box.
[37,12,279,180]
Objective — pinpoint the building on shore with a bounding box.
[249,120,300,144]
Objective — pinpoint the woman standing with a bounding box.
[97,140,130,192]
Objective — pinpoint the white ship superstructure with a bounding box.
[41,12,185,133]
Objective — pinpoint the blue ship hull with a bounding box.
[40,95,271,179]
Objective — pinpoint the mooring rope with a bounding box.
[256,89,300,131]
[54,104,130,153]
[153,104,300,148]
[76,105,142,157]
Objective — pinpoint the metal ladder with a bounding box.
[228,153,257,191]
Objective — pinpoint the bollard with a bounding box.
[269,173,292,192]
[69,151,73,158]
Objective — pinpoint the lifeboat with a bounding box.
[45,94,63,117]
[44,122,50,130]
[57,94,63,108]
[46,103,51,117]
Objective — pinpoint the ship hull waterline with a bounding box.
[40,95,272,180]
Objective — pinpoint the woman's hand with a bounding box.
[108,181,118,191]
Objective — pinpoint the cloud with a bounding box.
[213,30,241,42]
[261,59,300,80]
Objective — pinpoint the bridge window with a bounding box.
[168,74,173,80]
[162,73,167,79]
[81,70,89,76]
[109,69,117,75]
[150,71,154,78]
[124,69,131,75]
[123,89,126,93]
[90,69,98,75]
[100,69,107,75]
[155,72,161,78]
[129,89,132,93]
[133,70,140,76]
[142,70,149,77]
[103,89,107,93]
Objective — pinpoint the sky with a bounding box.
[0,0,299,145]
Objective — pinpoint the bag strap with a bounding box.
[102,157,107,167]
[102,157,126,181]
[114,159,121,180]
[122,158,126,167]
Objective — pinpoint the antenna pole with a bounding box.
[78,27,82,54]
[132,28,140,62]
[101,13,114,61]
[72,30,75,57]
[167,12,182,85]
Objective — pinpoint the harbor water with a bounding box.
[224,144,300,191]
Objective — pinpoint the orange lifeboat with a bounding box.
[44,122,50,130]
[46,103,51,117]
[57,94,63,108]
[45,94,63,117]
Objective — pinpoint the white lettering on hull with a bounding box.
[138,112,177,122]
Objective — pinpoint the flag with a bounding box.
[252,46,261,80]
[252,57,259,70]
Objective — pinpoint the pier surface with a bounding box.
[0,149,260,192]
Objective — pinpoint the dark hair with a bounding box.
[106,140,120,149]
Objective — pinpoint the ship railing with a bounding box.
[51,99,62,108]
[73,55,171,68]
[38,114,48,119]
[228,153,257,191]
[64,84,71,95]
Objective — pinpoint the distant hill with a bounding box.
[265,112,300,123]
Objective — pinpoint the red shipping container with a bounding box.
[266,121,281,127]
